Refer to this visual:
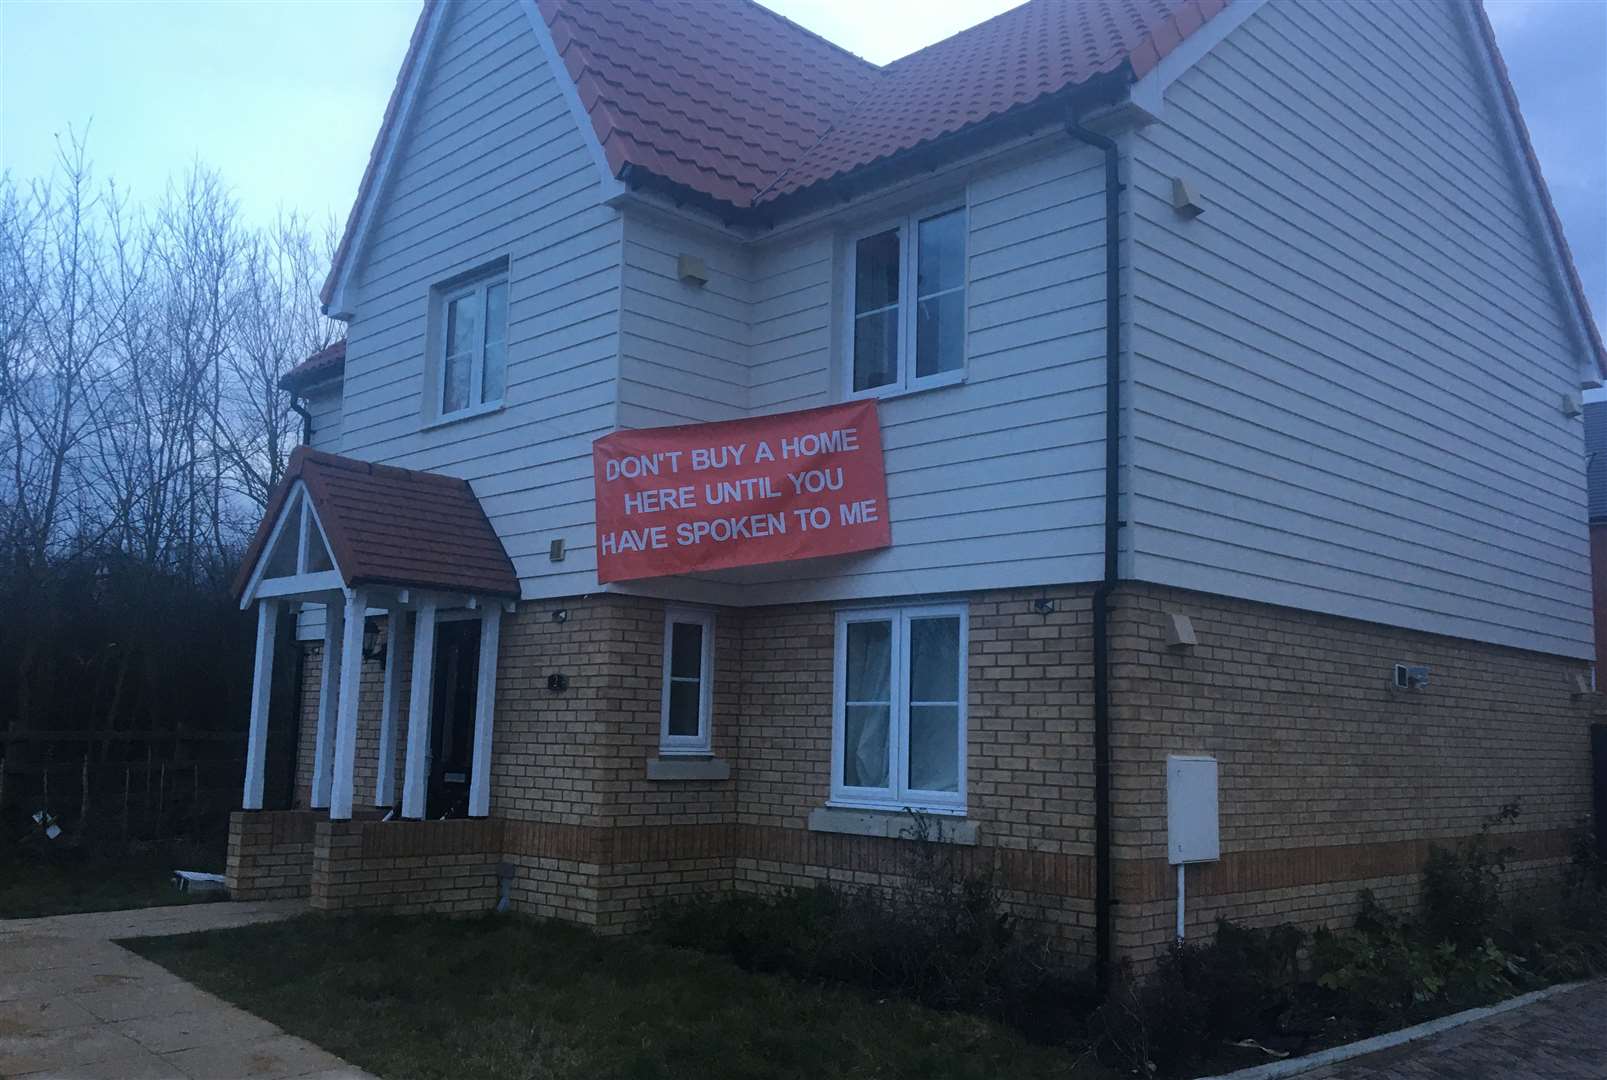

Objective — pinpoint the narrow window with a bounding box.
[832,604,967,812]
[435,272,509,418]
[852,227,902,393]
[660,608,714,754]
[847,205,966,397]
[914,209,966,379]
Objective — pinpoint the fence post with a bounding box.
[78,755,90,843]
[122,766,131,846]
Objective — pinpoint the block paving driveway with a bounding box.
[1301,979,1607,1080]
[0,900,377,1080]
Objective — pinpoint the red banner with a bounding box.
[592,400,891,583]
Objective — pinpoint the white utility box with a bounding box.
[1167,755,1220,865]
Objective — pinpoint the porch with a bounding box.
[226,449,520,903]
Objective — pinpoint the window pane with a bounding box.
[917,209,964,297]
[844,620,892,701]
[853,309,899,392]
[844,704,890,788]
[854,229,900,313]
[484,281,508,345]
[263,499,302,578]
[667,680,701,736]
[670,622,704,679]
[915,290,964,378]
[481,341,506,404]
[304,522,333,573]
[446,295,479,358]
[908,704,959,792]
[442,350,471,413]
[909,616,960,702]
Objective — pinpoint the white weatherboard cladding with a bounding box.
[296,384,346,641]
[617,214,752,429]
[335,0,621,600]
[613,142,1113,606]
[1126,0,1593,657]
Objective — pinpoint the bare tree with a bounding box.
[221,213,339,512]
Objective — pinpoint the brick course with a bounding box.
[267,582,1596,968]
[225,809,317,900]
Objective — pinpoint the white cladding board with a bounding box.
[613,142,1113,607]
[1126,0,1594,659]
[1167,755,1220,865]
[334,0,622,601]
[296,384,345,641]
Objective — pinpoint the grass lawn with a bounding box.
[0,845,223,919]
[127,912,1114,1080]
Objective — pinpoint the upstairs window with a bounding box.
[832,604,967,813]
[434,272,508,419]
[660,608,714,754]
[848,206,966,397]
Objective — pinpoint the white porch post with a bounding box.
[401,598,438,819]
[241,599,280,810]
[374,608,407,808]
[330,589,369,820]
[311,596,344,809]
[468,603,502,818]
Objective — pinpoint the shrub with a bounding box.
[653,812,1093,1041]
[1092,921,1306,1076]
[1421,801,1520,948]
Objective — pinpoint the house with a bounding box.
[1585,401,1607,672]
[226,0,1607,973]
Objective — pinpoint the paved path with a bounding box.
[0,901,380,1080]
[1300,980,1607,1080]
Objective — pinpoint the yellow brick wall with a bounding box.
[1107,583,1595,962]
[276,582,1597,968]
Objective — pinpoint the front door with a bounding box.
[426,618,480,818]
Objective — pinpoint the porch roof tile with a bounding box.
[234,447,520,603]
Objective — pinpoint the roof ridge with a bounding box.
[878,0,1033,69]
[740,0,881,72]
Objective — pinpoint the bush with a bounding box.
[1092,921,1306,1076]
[1421,801,1519,948]
[653,813,1093,1040]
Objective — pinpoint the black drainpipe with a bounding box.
[1066,119,1121,991]
[289,393,313,446]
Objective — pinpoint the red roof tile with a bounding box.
[540,0,880,207]
[320,0,1602,377]
[280,339,347,392]
[235,447,520,602]
[761,0,1223,201]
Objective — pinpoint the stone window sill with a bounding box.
[807,806,978,845]
[645,756,730,781]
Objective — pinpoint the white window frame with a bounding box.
[830,603,968,814]
[842,203,968,400]
[432,272,509,421]
[659,607,715,755]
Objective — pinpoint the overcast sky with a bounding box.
[2,0,1602,340]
